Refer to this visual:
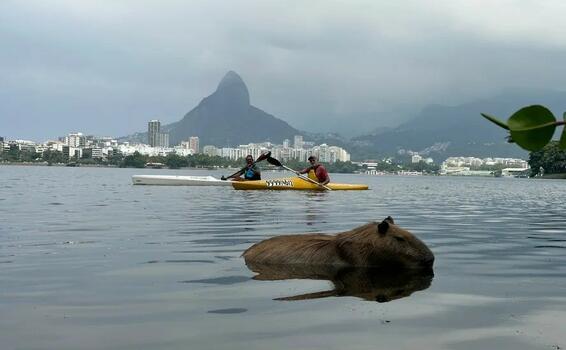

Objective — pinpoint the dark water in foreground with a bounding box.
[1,166,565,350]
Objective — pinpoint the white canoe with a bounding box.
[132,175,233,186]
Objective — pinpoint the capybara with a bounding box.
[243,216,434,269]
[245,262,434,302]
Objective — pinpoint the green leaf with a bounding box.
[560,112,566,150]
[507,105,556,151]
[507,121,558,131]
[481,113,509,130]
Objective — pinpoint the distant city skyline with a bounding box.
[3,130,531,167]
[0,131,352,163]
[3,1,566,141]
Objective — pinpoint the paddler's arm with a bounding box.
[317,166,330,185]
[221,167,246,180]
[298,166,311,175]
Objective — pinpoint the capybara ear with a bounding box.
[384,216,395,224]
[378,220,389,235]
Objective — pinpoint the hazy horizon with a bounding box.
[2,1,566,142]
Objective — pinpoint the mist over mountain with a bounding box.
[351,88,566,160]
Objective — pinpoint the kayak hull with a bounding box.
[231,177,369,191]
[132,175,232,186]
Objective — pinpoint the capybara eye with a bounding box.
[394,236,406,243]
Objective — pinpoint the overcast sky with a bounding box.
[2,0,566,141]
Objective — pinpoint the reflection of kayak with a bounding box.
[132,175,232,186]
[231,177,369,191]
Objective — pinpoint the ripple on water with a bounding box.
[179,276,251,285]
[207,308,248,314]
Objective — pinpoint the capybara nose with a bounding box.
[420,254,434,269]
[422,255,435,268]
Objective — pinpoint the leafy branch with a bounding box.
[481,105,566,151]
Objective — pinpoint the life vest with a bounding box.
[308,166,319,181]
[244,166,260,180]
[245,168,255,179]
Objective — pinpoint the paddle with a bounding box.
[266,156,332,191]
[221,151,271,180]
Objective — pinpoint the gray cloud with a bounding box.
[2,0,566,140]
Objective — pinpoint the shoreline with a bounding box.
[3,162,564,178]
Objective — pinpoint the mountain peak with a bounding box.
[218,70,244,87]
[214,70,250,107]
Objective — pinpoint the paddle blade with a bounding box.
[266,157,283,167]
[256,151,271,163]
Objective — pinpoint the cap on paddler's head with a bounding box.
[308,156,316,161]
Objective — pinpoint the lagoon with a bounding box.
[1,166,565,350]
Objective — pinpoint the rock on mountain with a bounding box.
[162,71,300,146]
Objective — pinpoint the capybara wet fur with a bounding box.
[243,216,434,269]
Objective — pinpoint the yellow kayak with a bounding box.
[231,177,369,191]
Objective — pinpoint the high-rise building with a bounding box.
[189,136,199,154]
[157,132,169,148]
[294,135,303,149]
[148,120,160,147]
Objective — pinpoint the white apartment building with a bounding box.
[443,156,528,169]
[65,133,85,148]
[157,133,169,148]
[294,135,304,149]
[213,140,350,163]
[222,147,245,160]
[91,148,103,159]
[203,145,220,157]
[172,148,194,157]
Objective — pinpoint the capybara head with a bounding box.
[336,216,434,269]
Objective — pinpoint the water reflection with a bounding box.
[245,262,434,302]
[303,191,329,226]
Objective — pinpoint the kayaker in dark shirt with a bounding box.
[299,156,330,185]
[229,154,261,181]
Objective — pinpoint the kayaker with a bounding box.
[299,156,330,185]
[227,154,261,181]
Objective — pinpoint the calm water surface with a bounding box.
[1,166,565,350]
